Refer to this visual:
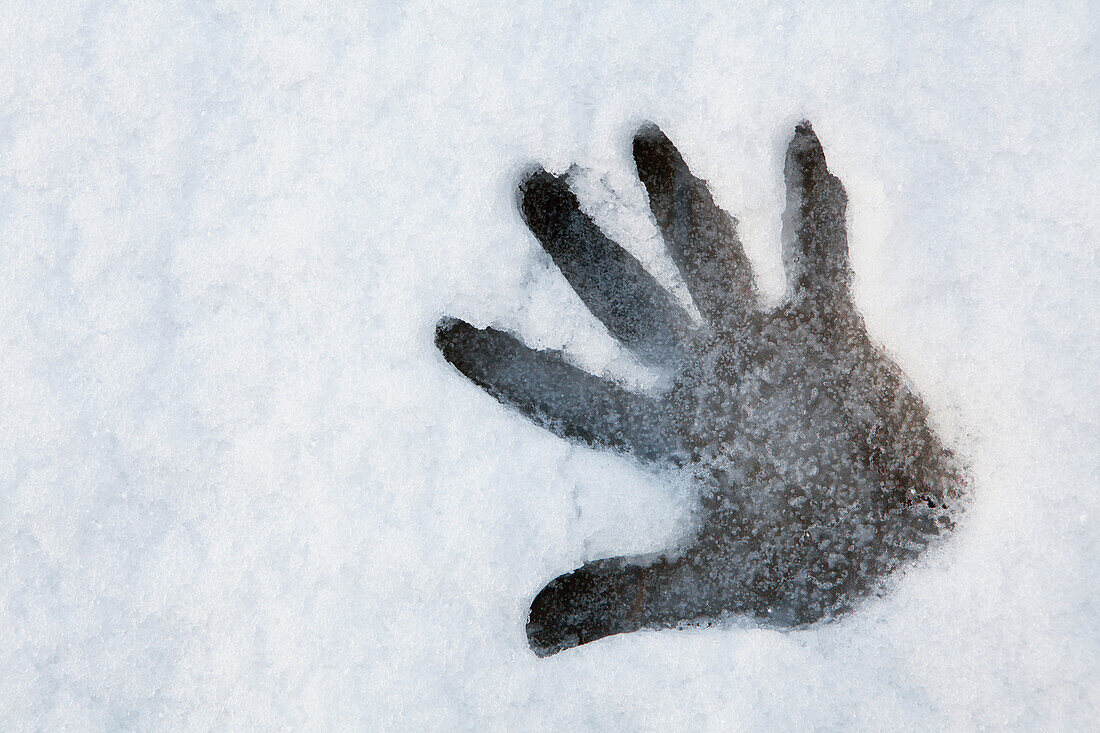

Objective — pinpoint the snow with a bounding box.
[1,0,1096,728]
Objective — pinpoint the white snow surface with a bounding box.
[1,1,1096,729]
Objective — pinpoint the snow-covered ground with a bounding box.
[1,1,1095,728]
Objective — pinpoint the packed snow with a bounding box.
[1,1,1095,728]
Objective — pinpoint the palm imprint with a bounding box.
[436,122,964,657]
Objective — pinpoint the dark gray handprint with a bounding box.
[436,122,965,657]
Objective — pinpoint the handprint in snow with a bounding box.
[436,122,965,657]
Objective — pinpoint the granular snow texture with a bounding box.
[0,1,1095,729]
